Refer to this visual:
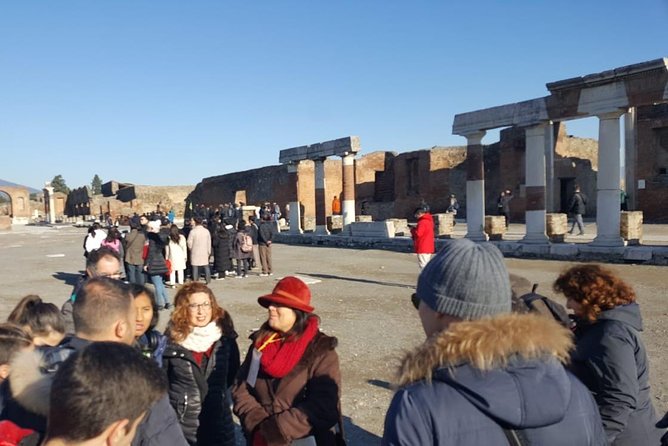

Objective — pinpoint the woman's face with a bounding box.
[267,304,297,333]
[134,293,154,338]
[188,292,213,328]
[566,296,585,318]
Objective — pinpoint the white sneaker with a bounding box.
[235,275,242,279]
[260,273,269,277]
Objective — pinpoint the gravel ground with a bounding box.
[1,225,667,445]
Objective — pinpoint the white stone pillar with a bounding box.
[522,124,549,244]
[314,158,330,235]
[44,185,56,224]
[624,107,636,210]
[287,163,302,234]
[545,122,555,212]
[464,131,487,241]
[341,153,356,226]
[592,111,625,247]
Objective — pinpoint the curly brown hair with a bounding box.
[167,282,234,343]
[553,264,636,322]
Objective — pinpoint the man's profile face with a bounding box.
[139,216,148,226]
[89,256,122,280]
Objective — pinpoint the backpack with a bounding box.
[240,233,253,253]
[519,284,572,328]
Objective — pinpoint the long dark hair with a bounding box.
[254,310,319,346]
[129,284,159,332]
[169,224,181,244]
[7,295,65,337]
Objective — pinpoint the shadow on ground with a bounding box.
[342,415,382,445]
[298,272,414,290]
[52,271,83,287]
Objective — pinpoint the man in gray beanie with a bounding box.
[382,239,605,446]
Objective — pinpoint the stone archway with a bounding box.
[0,186,31,226]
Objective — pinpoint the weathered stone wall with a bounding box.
[0,185,31,223]
[635,104,668,222]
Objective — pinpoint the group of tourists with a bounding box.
[1,209,667,445]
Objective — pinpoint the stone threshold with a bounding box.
[275,233,668,266]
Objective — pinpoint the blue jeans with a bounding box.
[191,265,211,284]
[149,274,169,308]
[570,214,585,234]
[126,263,145,285]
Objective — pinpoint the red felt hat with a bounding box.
[258,276,314,313]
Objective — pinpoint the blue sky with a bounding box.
[1,1,667,190]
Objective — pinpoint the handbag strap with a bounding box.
[337,398,346,439]
[502,427,527,446]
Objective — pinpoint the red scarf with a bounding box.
[257,317,319,378]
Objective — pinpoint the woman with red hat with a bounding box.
[232,276,342,446]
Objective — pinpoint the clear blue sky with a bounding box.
[2,1,667,190]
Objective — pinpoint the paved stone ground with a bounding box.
[1,225,667,444]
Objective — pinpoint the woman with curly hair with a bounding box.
[554,264,662,446]
[163,282,240,446]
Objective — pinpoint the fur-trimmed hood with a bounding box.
[8,349,52,417]
[395,313,576,429]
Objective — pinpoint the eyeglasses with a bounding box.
[411,293,420,310]
[97,272,123,280]
[188,301,211,311]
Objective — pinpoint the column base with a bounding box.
[591,235,625,248]
[288,201,302,234]
[465,231,488,242]
[315,225,330,235]
[342,200,355,226]
[521,233,549,244]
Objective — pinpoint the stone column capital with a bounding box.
[597,109,627,121]
[463,130,486,145]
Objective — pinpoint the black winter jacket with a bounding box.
[569,192,587,215]
[570,303,663,445]
[258,221,273,246]
[212,228,234,273]
[145,232,168,276]
[164,334,240,446]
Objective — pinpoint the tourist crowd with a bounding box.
[0,212,666,445]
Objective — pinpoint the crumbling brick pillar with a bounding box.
[287,162,302,234]
[314,158,330,235]
[341,153,356,226]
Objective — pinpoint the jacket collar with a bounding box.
[396,313,573,386]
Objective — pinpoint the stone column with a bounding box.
[464,131,487,241]
[314,158,330,235]
[44,185,56,224]
[341,153,356,226]
[624,107,636,210]
[522,124,549,244]
[545,122,555,212]
[287,162,302,234]
[592,111,625,247]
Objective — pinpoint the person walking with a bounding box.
[382,239,605,446]
[497,189,513,227]
[568,185,588,235]
[164,283,240,446]
[232,276,341,446]
[554,265,663,445]
[166,224,187,287]
[187,217,212,284]
[410,206,434,271]
[332,195,341,215]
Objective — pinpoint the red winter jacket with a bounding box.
[410,213,435,254]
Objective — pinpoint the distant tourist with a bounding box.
[83,222,106,257]
[257,214,274,276]
[165,224,187,287]
[410,205,434,271]
[144,220,170,310]
[332,195,341,215]
[497,189,513,228]
[187,217,212,284]
[568,185,587,236]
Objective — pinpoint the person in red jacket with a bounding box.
[410,206,435,270]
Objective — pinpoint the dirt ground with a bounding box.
[1,225,667,445]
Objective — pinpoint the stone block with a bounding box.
[621,211,643,245]
[356,215,373,222]
[485,216,507,241]
[303,216,316,232]
[550,244,580,257]
[433,213,455,238]
[624,247,653,261]
[546,213,568,243]
[327,215,343,233]
[521,244,551,255]
[386,218,409,236]
[348,221,395,238]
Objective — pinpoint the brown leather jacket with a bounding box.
[232,331,341,446]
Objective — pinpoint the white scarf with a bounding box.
[179,321,222,352]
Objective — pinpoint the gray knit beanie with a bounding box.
[416,238,511,319]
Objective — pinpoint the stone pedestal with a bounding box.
[485,216,507,241]
[433,213,455,238]
[341,153,356,226]
[621,211,643,245]
[386,218,409,236]
[356,215,373,222]
[303,216,316,232]
[327,215,343,233]
[546,213,568,243]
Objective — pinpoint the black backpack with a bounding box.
[519,284,572,328]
